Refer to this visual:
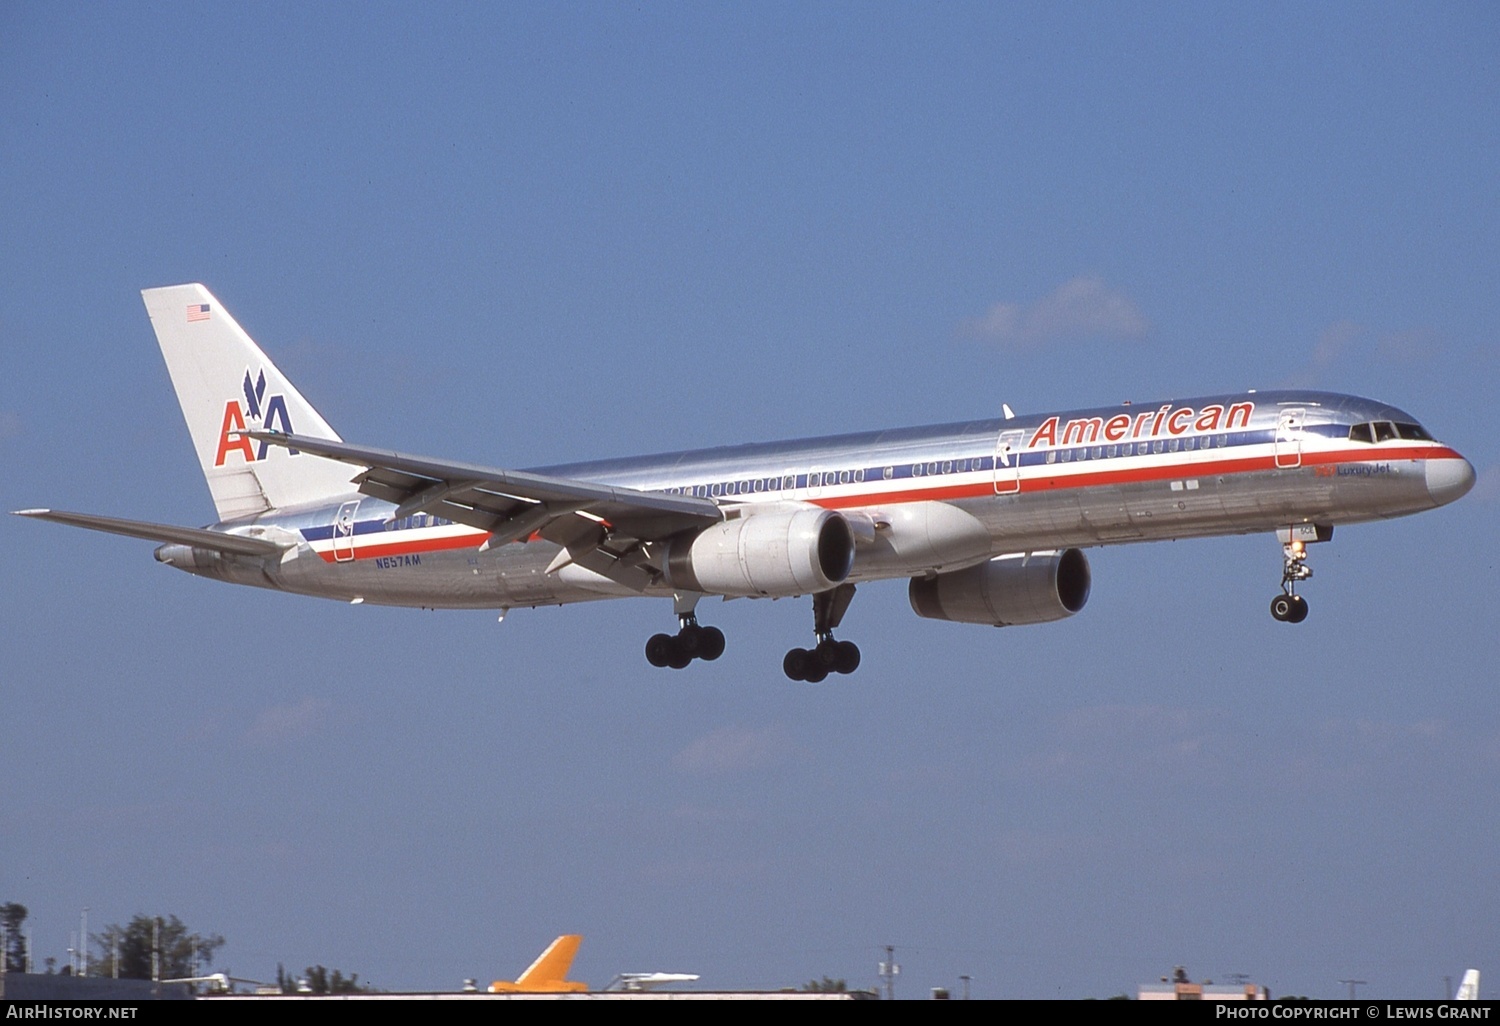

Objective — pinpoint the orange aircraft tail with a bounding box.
[489,934,588,993]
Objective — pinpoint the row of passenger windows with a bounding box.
[1048,434,1232,463]
[1347,421,1432,443]
[656,432,1249,497]
[385,514,452,531]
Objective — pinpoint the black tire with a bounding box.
[833,640,861,675]
[667,639,693,669]
[646,633,675,667]
[699,626,726,661]
[1287,595,1309,623]
[803,664,829,684]
[814,639,840,668]
[783,648,809,681]
[677,624,703,657]
[1270,595,1293,622]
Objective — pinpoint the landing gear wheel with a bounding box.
[814,639,840,669]
[833,640,861,675]
[677,624,704,657]
[699,626,726,661]
[1270,595,1294,622]
[783,648,811,681]
[1270,594,1309,623]
[667,643,693,669]
[646,633,675,667]
[803,663,829,684]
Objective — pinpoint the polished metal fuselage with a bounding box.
[188,389,1470,610]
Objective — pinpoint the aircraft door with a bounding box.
[1275,409,1304,469]
[994,429,1025,495]
[333,500,360,562]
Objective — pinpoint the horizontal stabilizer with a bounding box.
[13,509,286,557]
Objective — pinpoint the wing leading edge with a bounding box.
[249,431,724,590]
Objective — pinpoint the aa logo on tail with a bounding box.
[214,369,299,465]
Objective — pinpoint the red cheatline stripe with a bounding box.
[316,530,488,563]
[813,446,1461,511]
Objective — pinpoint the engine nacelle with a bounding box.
[908,548,1091,626]
[664,508,855,598]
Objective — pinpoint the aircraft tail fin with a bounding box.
[1456,969,1480,1000]
[142,284,353,521]
[489,934,588,993]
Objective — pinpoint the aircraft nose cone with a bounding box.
[1426,455,1476,506]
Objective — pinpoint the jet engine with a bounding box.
[664,508,855,598]
[908,548,1091,626]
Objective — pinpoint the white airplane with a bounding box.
[17,284,1475,680]
[1456,969,1480,1000]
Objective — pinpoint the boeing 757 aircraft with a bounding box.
[17,285,1475,680]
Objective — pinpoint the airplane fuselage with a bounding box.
[170,388,1471,612]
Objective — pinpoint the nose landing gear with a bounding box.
[1269,527,1328,623]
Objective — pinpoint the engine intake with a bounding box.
[665,508,855,597]
[908,548,1091,626]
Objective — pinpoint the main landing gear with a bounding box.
[645,614,726,669]
[645,593,725,669]
[784,584,861,682]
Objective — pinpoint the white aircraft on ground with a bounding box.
[17,285,1475,680]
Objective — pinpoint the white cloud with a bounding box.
[962,276,1149,349]
[244,696,332,746]
[673,725,792,774]
[1282,321,1442,388]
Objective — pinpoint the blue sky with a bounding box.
[2,2,1497,999]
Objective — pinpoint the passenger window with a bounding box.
[1046,451,1057,464]
[882,467,893,480]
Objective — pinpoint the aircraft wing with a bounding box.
[249,432,723,551]
[13,509,286,557]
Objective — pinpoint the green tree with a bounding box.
[802,976,847,992]
[1,903,27,973]
[303,965,368,994]
[91,915,224,980]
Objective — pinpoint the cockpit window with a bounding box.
[1349,420,1434,443]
